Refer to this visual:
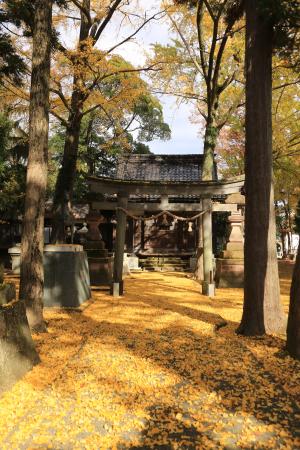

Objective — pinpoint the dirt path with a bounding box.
[0,272,299,449]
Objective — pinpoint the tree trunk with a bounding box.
[51,0,90,244]
[19,0,52,332]
[286,243,300,359]
[237,0,286,336]
[51,111,83,243]
[202,115,219,181]
[0,299,40,393]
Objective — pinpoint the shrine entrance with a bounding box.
[87,175,244,297]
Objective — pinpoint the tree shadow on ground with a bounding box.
[34,300,298,448]
[3,272,298,449]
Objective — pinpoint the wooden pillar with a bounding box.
[141,220,145,251]
[195,214,204,281]
[112,194,128,296]
[202,198,215,296]
[127,217,134,253]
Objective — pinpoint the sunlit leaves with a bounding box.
[0,271,299,448]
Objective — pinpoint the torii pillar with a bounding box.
[202,197,215,296]
[112,193,128,296]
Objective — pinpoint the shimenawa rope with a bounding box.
[115,207,210,222]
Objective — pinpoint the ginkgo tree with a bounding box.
[48,93,170,200]
[49,0,167,242]
[150,0,245,180]
[0,0,169,330]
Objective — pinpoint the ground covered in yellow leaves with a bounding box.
[1,267,299,449]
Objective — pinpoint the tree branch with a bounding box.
[69,0,92,26]
[167,11,202,76]
[50,86,71,112]
[93,0,123,43]
[273,80,300,90]
[212,19,236,98]
[97,63,162,83]
[217,70,237,95]
[203,0,216,21]
[196,0,208,81]
[151,89,204,101]
[50,109,68,127]
[105,10,166,56]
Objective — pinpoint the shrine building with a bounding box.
[87,154,244,296]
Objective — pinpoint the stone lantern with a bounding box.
[84,210,113,286]
[215,210,244,288]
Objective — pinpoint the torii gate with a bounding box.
[87,175,244,296]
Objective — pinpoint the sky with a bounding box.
[60,1,203,155]
[99,1,203,155]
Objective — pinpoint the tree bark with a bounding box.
[286,243,300,359]
[19,0,52,332]
[202,114,219,181]
[0,300,40,393]
[51,0,90,243]
[237,0,286,336]
[51,110,83,243]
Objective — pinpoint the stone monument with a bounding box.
[215,210,244,288]
[43,244,91,307]
[84,211,113,286]
[7,244,91,307]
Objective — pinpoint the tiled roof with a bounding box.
[115,154,217,182]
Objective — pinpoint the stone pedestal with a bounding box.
[202,281,215,296]
[43,244,91,307]
[85,240,112,285]
[126,254,140,271]
[84,211,112,286]
[215,258,244,288]
[215,211,244,288]
[189,256,197,271]
[8,244,91,307]
[122,254,140,274]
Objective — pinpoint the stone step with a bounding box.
[142,266,190,272]
[140,261,188,267]
[140,258,184,263]
[139,256,190,272]
[140,259,187,263]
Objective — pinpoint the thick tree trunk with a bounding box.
[286,243,300,359]
[0,299,40,393]
[51,112,82,243]
[51,0,90,244]
[19,0,52,332]
[237,0,286,336]
[202,115,219,181]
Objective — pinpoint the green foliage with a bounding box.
[256,0,299,68]
[0,0,34,33]
[0,113,26,217]
[133,95,171,142]
[0,2,28,85]
[48,96,163,202]
[0,113,12,169]
[0,32,26,85]
[0,0,67,52]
